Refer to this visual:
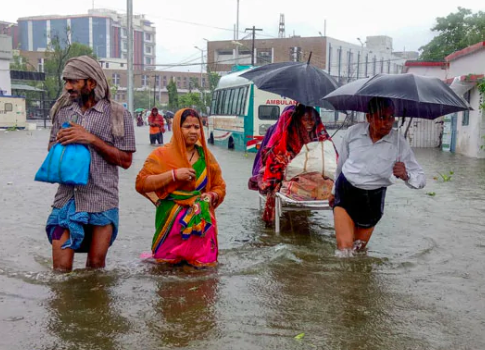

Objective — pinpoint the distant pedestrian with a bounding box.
[45,55,136,272]
[148,107,165,145]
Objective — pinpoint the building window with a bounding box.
[258,105,280,120]
[142,75,148,87]
[112,73,120,85]
[462,90,471,126]
[105,62,110,69]
[120,63,124,68]
[37,58,44,73]
[202,78,206,87]
[145,46,152,54]
[4,103,13,112]
[121,28,127,37]
[145,57,152,65]
[145,33,152,41]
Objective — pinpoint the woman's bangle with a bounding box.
[172,169,176,182]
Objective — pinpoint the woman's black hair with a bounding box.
[180,108,201,125]
[288,104,318,131]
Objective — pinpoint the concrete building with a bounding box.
[404,45,485,158]
[0,34,13,95]
[106,69,208,105]
[0,21,20,49]
[443,42,485,158]
[206,35,406,83]
[16,8,156,70]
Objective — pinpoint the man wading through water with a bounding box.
[45,55,136,272]
[329,97,426,256]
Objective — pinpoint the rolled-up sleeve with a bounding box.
[400,142,426,189]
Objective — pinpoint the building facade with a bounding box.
[106,68,208,105]
[16,8,156,70]
[0,21,20,49]
[0,34,13,95]
[404,46,485,158]
[206,35,406,83]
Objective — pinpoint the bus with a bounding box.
[206,68,297,152]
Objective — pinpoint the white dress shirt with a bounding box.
[333,123,426,193]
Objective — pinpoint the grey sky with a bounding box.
[2,0,483,72]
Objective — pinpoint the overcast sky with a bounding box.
[2,0,483,72]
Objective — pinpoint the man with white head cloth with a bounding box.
[45,55,136,272]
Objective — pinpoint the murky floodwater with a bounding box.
[1,126,485,350]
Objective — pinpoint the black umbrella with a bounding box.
[322,73,470,119]
[164,111,175,118]
[240,55,339,108]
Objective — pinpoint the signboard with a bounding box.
[0,35,13,60]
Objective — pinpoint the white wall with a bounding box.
[446,51,485,158]
[0,60,11,96]
[0,34,12,96]
[326,37,406,82]
[405,65,447,80]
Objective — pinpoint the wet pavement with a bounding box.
[0,125,485,350]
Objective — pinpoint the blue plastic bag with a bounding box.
[35,122,91,186]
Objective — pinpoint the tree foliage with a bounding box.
[167,80,179,111]
[420,7,485,61]
[178,93,203,110]
[43,28,96,100]
[133,90,152,110]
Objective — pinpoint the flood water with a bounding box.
[1,126,484,350]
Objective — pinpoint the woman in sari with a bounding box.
[260,104,334,225]
[136,108,226,267]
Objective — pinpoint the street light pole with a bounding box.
[127,0,134,116]
[194,46,204,109]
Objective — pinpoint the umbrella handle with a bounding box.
[396,108,407,162]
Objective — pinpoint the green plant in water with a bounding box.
[437,171,454,182]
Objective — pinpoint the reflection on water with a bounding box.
[149,266,219,348]
[46,272,129,350]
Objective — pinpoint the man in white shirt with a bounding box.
[329,97,426,255]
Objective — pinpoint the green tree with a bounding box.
[167,80,179,111]
[9,52,30,71]
[133,91,151,110]
[419,7,485,61]
[178,93,203,109]
[44,29,96,100]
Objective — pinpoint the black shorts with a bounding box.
[334,173,387,228]
[150,132,163,144]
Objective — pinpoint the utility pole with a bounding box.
[194,46,204,109]
[127,0,134,116]
[245,26,263,66]
[153,75,157,107]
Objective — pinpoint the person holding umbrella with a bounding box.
[329,97,426,256]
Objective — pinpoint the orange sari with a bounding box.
[136,109,226,266]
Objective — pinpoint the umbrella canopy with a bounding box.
[134,108,145,113]
[240,61,339,108]
[323,73,471,119]
[164,111,175,118]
